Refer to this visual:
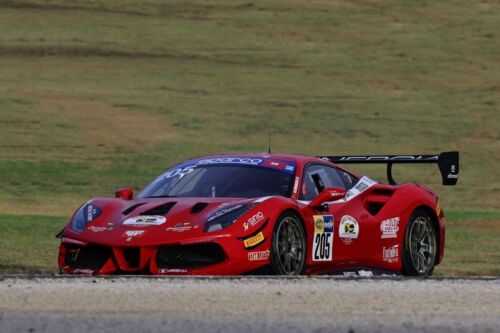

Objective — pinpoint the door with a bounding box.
[301,164,366,266]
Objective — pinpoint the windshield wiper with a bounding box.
[144,195,176,198]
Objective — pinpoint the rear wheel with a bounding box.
[270,212,306,275]
[402,208,437,276]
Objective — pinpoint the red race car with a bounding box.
[57,152,459,276]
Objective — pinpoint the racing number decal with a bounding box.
[314,233,331,260]
[312,215,334,261]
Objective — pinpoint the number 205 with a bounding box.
[314,233,332,260]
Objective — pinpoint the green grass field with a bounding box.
[0,0,498,275]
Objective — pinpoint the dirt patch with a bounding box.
[0,93,177,160]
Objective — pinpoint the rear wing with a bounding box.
[318,151,459,186]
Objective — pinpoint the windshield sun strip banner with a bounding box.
[155,158,297,182]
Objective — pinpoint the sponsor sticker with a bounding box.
[339,215,359,244]
[82,203,102,224]
[87,205,96,222]
[166,222,192,232]
[343,270,374,277]
[207,204,243,222]
[312,215,334,261]
[88,226,107,233]
[339,176,377,203]
[380,217,400,239]
[71,268,94,274]
[248,249,270,261]
[158,268,187,274]
[243,211,264,231]
[122,230,145,242]
[292,176,300,195]
[155,158,297,183]
[197,157,263,166]
[263,160,286,169]
[243,232,265,248]
[359,270,374,277]
[383,244,399,263]
[123,215,166,226]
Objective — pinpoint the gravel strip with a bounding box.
[0,277,498,333]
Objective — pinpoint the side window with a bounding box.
[300,164,346,200]
[337,169,358,190]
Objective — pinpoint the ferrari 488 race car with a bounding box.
[58,152,459,276]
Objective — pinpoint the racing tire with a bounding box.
[270,212,306,275]
[402,208,437,276]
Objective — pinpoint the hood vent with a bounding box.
[142,202,176,216]
[191,202,209,214]
[122,203,146,216]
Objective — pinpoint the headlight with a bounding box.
[204,204,256,232]
[70,202,102,233]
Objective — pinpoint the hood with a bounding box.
[64,197,256,246]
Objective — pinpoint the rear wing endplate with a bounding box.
[318,151,459,186]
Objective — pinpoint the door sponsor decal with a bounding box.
[383,244,399,263]
[312,215,334,261]
[380,217,400,239]
[339,215,359,244]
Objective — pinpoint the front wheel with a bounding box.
[270,212,306,275]
[402,208,437,276]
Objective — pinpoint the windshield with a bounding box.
[138,159,296,199]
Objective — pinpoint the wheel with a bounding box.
[270,212,306,275]
[402,208,437,276]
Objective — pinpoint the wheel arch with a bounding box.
[279,208,307,238]
[413,204,441,265]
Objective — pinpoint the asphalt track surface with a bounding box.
[0,276,498,333]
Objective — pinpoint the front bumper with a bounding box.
[58,231,272,275]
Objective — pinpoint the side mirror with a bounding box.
[115,187,133,200]
[309,187,346,209]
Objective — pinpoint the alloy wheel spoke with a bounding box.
[418,251,427,272]
[409,217,436,274]
[417,220,426,240]
[276,217,304,274]
[284,254,292,272]
[420,243,430,253]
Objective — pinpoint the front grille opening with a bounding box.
[122,247,140,267]
[64,244,111,270]
[142,202,176,215]
[156,243,225,269]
